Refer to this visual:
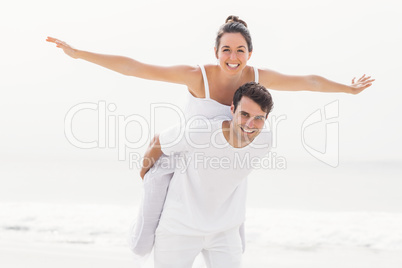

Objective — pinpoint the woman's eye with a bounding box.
[237,50,245,53]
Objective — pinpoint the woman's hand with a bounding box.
[46,37,78,59]
[349,74,375,94]
[140,168,148,180]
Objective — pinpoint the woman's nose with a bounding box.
[230,52,237,60]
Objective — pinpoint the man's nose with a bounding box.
[245,118,254,128]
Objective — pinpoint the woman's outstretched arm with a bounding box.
[46,37,200,87]
[259,69,375,94]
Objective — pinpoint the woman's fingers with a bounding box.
[359,74,366,81]
[47,38,68,48]
[359,78,375,85]
[46,37,66,47]
[46,36,77,58]
[363,78,375,84]
[353,75,375,86]
[46,36,59,43]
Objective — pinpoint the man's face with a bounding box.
[230,96,267,144]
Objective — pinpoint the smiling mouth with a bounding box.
[240,127,256,134]
[227,63,240,69]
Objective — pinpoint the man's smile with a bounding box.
[240,126,256,134]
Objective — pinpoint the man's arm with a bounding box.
[140,135,163,180]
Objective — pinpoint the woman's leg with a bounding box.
[129,155,174,257]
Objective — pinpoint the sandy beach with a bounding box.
[1,202,402,267]
[0,239,135,268]
[1,239,402,268]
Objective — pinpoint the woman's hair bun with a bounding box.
[225,15,248,28]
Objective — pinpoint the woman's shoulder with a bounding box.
[185,65,205,97]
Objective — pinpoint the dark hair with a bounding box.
[233,82,273,116]
[215,15,253,54]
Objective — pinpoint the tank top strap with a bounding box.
[199,65,211,99]
[253,66,259,83]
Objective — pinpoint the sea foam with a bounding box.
[1,203,401,251]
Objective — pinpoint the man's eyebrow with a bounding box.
[241,111,266,118]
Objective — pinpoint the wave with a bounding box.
[1,203,401,251]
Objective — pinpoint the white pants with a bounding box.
[154,225,243,268]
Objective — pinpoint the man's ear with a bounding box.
[230,102,235,115]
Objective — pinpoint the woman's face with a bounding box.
[215,32,252,75]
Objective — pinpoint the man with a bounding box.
[140,82,274,268]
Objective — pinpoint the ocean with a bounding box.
[1,202,402,252]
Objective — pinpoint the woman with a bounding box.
[47,15,374,258]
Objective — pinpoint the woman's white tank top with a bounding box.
[183,65,259,120]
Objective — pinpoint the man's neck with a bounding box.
[222,120,254,148]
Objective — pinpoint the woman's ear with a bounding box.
[214,47,218,59]
[247,51,253,60]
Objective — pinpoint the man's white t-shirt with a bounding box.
[158,119,272,236]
